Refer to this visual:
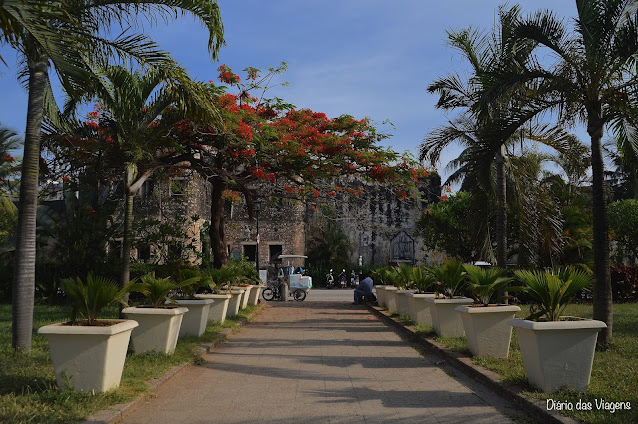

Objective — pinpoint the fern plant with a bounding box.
[463,265,512,306]
[427,260,467,298]
[138,272,196,308]
[513,267,594,321]
[61,273,141,325]
[177,269,213,299]
[392,263,414,289]
[207,265,242,293]
[411,266,437,293]
[228,259,260,285]
[372,266,395,286]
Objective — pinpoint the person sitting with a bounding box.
[353,273,374,305]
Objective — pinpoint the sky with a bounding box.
[0,0,581,181]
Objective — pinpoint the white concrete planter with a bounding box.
[509,318,606,392]
[455,305,520,358]
[196,294,231,323]
[173,299,214,338]
[238,285,253,309]
[406,293,436,326]
[122,306,188,354]
[227,289,245,317]
[395,290,411,316]
[384,286,399,312]
[374,285,388,307]
[424,297,474,337]
[38,319,138,392]
[247,285,263,305]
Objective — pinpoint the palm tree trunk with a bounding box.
[589,117,613,348]
[209,179,228,268]
[495,145,508,304]
[12,55,48,352]
[495,145,507,268]
[120,189,134,306]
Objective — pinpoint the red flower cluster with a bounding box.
[217,64,241,84]
[371,164,389,181]
[221,189,241,203]
[251,166,275,183]
[235,121,253,141]
[238,148,256,158]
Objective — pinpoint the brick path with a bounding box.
[120,299,526,424]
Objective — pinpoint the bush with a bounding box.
[609,199,638,265]
[611,265,638,302]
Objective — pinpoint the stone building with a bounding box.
[310,175,441,267]
[223,198,307,267]
[132,173,440,268]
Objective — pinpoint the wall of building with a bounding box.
[134,173,441,268]
[313,175,441,267]
[224,198,307,270]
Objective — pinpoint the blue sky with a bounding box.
[0,0,580,180]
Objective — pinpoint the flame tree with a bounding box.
[158,64,428,267]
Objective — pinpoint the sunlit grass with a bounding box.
[0,303,262,423]
[404,303,638,424]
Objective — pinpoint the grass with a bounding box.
[400,303,638,424]
[0,302,262,424]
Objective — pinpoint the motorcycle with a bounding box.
[338,269,347,289]
[350,271,359,288]
[325,269,335,289]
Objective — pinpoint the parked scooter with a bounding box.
[350,271,359,288]
[338,269,347,289]
[326,269,335,289]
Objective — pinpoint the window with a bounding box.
[109,240,122,258]
[168,243,182,259]
[170,178,188,198]
[140,179,154,198]
[137,245,151,262]
[269,244,283,263]
[243,244,256,262]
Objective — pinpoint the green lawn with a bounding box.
[412,303,638,424]
[0,303,262,424]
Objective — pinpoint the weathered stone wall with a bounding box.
[134,174,211,263]
[224,198,307,270]
[135,173,440,268]
[314,175,441,267]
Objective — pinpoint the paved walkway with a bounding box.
[120,298,528,424]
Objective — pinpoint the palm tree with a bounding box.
[307,221,352,270]
[56,62,217,301]
[481,0,638,346]
[422,14,546,268]
[2,0,224,352]
[423,115,575,265]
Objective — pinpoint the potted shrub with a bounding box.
[509,267,606,392]
[232,260,262,306]
[454,265,519,357]
[197,267,237,323]
[423,260,473,337]
[121,273,189,354]
[372,267,393,308]
[393,263,413,317]
[383,267,400,313]
[38,273,140,392]
[228,286,246,316]
[172,270,214,338]
[406,267,438,326]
